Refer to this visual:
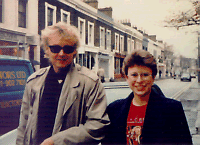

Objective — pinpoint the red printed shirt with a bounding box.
[126,103,147,145]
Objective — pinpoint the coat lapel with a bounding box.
[62,65,80,115]
[53,65,80,134]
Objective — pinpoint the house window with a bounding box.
[100,27,105,48]
[106,29,111,50]
[115,33,119,51]
[131,40,135,51]
[61,9,70,24]
[47,8,53,26]
[88,21,94,46]
[78,17,86,44]
[0,0,2,23]
[127,38,131,54]
[120,35,124,52]
[45,2,56,27]
[153,50,157,60]
[18,0,27,28]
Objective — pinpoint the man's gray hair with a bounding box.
[41,22,80,51]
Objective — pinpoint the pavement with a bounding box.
[178,79,200,145]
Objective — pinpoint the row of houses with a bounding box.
[0,0,168,81]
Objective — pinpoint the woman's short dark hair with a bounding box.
[122,49,157,78]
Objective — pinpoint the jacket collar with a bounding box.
[66,63,80,88]
[121,84,164,124]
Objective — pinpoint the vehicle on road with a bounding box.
[180,73,191,82]
[0,55,34,135]
[191,72,196,78]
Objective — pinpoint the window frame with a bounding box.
[78,17,86,45]
[88,21,94,46]
[0,0,3,23]
[18,0,27,28]
[131,39,135,51]
[100,26,105,49]
[127,38,131,54]
[45,2,57,28]
[115,33,119,52]
[60,9,70,24]
[106,29,111,51]
[120,35,124,52]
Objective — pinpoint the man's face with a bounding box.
[126,65,155,98]
[45,34,77,73]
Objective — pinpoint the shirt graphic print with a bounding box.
[126,103,147,145]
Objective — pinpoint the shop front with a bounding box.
[114,52,126,80]
[0,28,40,71]
[98,52,110,81]
[157,63,166,79]
[0,28,26,57]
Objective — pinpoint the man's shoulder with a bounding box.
[27,66,50,83]
[75,64,98,81]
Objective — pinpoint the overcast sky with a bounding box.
[98,0,199,58]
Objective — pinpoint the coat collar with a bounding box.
[120,84,165,125]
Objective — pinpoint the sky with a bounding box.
[98,0,199,58]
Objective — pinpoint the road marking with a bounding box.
[172,80,197,100]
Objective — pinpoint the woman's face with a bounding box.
[126,65,155,98]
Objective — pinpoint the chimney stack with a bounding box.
[121,19,131,27]
[83,0,98,9]
[149,35,157,41]
[98,7,113,18]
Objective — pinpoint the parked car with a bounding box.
[0,55,34,135]
[191,72,196,78]
[180,73,191,82]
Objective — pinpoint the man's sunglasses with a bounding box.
[48,45,76,54]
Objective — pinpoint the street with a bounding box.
[155,78,196,99]
[104,78,196,104]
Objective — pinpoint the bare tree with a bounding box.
[164,0,200,30]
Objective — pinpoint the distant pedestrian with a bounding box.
[97,67,105,83]
[16,22,109,145]
[159,70,162,78]
[102,49,192,145]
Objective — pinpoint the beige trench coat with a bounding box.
[16,64,110,145]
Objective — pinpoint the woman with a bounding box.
[103,50,192,145]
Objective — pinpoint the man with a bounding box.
[16,22,109,145]
[97,67,105,83]
[102,50,192,145]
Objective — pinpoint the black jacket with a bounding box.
[102,84,192,145]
